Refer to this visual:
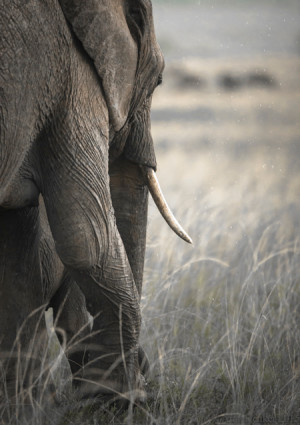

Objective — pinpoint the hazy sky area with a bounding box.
[152,0,300,60]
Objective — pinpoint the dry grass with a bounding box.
[141,153,300,424]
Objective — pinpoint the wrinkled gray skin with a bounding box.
[0,0,164,405]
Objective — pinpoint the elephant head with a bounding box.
[59,0,192,238]
[58,0,192,294]
[0,0,191,407]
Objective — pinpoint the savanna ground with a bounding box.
[1,1,300,424]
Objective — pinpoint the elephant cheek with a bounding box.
[109,157,148,298]
[123,109,157,171]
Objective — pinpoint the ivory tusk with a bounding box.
[141,166,193,244]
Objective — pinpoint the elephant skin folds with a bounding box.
[0,0,164,411]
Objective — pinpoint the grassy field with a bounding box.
[1,1,300,424]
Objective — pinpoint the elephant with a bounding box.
[0,0,192,410]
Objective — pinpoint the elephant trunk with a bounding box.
[109,157,148,299]
[141,166,193,245]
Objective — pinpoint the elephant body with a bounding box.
[0,0,163,407]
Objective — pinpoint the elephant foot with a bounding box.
[73,361,146,409]
[70,346,150,409]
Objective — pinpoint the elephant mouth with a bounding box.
[141,166,193,245]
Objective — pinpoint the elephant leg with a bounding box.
[50,273,91,381]
[39,122,142,401]
[0,207,47,403]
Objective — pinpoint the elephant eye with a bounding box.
[157,74,163,87]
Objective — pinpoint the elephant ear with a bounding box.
[59,0,138,131]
